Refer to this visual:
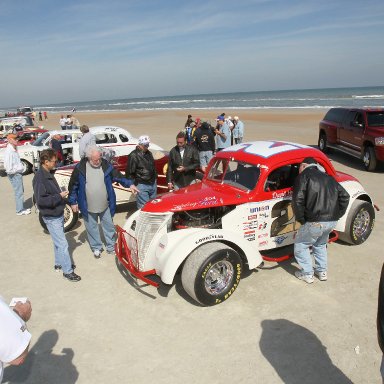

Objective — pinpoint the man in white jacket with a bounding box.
[3,134,30,215]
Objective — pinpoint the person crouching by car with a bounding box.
[33,149,81,282]
[167,131,200,191]
[126,135,157,210]
[68,145,138,259]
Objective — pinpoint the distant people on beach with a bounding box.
[43,111,48,120]
[71,107,76,113]
[65,115,72,130]
[184,114,193,128]
[38,112,43,121]
[59,115,66,130]
[233,116,245,144]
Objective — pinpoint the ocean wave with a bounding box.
[352,94,384,99]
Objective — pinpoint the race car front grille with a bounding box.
[134,212,171,271]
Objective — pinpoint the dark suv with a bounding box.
[318,107,384,171]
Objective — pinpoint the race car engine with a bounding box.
[172,206,235,230]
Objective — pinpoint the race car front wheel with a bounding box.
[338,200,375,245]
[38,202,79,233]
[181,242,242,306]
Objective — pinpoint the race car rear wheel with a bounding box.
[21,159,32,175]
[363,146,377,171]
[38,202,79,233]
[181,242,242,306]
[338,200,375,245]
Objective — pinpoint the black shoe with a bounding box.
[54,264,76,272]
[63,272,81,282]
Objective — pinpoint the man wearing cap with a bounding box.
[233,116,245,144]
[126,135,157,209]
[214,115,231,151]
[0,297,32,382]
[3,134,30,216]
[292,157,350,283]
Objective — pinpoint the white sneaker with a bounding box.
[295,270,314,284]
[315,271,327,281]
[93,249,101,259]
[16,209,31,216]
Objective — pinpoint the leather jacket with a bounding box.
[166,144,200,187]
[126,147,157,185]
[292,165,350,224]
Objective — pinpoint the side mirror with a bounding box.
[351,121,364,128]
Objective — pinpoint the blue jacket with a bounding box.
[68,158,133,219]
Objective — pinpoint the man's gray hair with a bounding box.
[86,145,101,159]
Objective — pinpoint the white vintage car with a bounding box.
[0,126,163,175]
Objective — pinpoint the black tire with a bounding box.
[318,132,328,153]
[21,159,32,175]
[363,146,377,171]
[338,200,375,245]
[181,242,242,306]
[38,202,79,233]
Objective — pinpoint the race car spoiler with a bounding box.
[115,225,159,287]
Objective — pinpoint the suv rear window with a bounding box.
[323,108,348,123]
[367,112,384,127]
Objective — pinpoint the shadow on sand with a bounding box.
[3,330,79,384]
[260,319,353,384]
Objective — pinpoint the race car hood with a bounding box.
[143,180,251,213]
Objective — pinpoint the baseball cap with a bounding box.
[216,115,225,121]
[138,135,150,146]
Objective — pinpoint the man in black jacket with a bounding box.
[33,149,81,282]
[167,132,200,190]
[193,121,215,172]
[126,135,157,209]
[292,157,350,284]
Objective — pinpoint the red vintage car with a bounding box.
[0,128,48,148]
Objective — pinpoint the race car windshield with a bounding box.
[32,132,50,146]
[207,159,260,191]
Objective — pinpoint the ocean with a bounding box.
[6,86,384,114]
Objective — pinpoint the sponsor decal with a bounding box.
[259,212,269,218]
[272,190,293,199]
[259,240,268,247]
[258,233,268,238]
[243,225,258,230]
[174,196,222,210]
[244,230,255,235]
[258,222,267,230]
[159,242,166,249]
[195,234,224,245]
[250,205,270,213]
[248,214,258,220]
[151,199,162,204]
[352,191,364,199]
[245,235,256,241]
[273,235,288,245]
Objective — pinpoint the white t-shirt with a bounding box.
[0,298,31,382]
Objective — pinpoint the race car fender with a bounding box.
[153,228,263,285]
[335,180,373,232]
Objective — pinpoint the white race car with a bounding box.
[0,125,163,175]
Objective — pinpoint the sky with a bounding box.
[1,0,384,107]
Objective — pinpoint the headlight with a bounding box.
[375,137,384,145]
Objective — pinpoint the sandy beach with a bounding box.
[1,109,383,383]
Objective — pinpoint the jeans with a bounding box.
[294,221,337,276]
[136,182,157,209]
[8,173,25,213]
[43,215,73,274]
[83,207,116,252]
[199,151,213,167]
[235,137,243,144]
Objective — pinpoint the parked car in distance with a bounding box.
[318,107,384,171]
[116,141,377,306]
[17,106,34,116]
[0,128,48,148]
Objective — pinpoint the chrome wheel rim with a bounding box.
[363,151,370,167]
[353,209,370,238]
[204,260,234,295]
[63,205,73,228]
[319,137,325,150]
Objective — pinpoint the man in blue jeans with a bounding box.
[33,149,81,282]
[3,134,30,216]
[68,145,137,258]
[292,157,350,284]
[126,135,157,209]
